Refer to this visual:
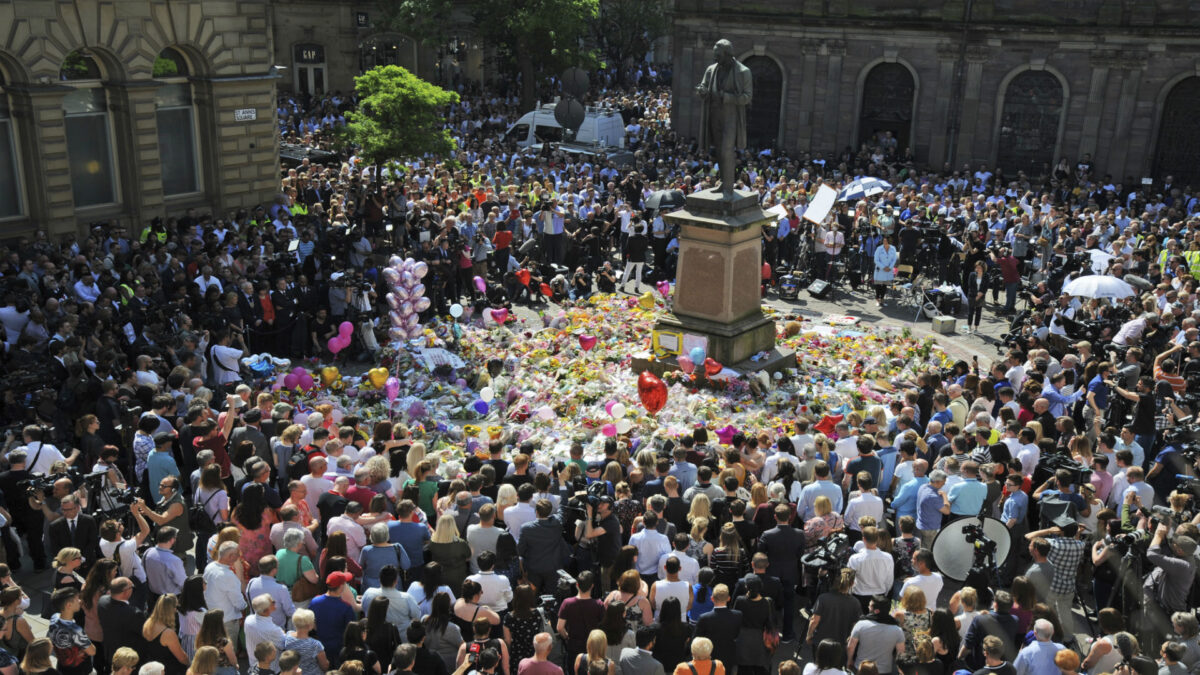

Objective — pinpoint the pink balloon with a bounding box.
[388,327,407,341]
[474,276,486,294]
[283,373,299,389]
[327,337,342,354]
[291,366,306,375]
[385,377,400,401]
[382,268,400,285]
[677,355,695,374]
[298,374,314,391]
[490,308,509,323]
[605,401,618,416]
[601,424,617,437]
[339,321,353,336]
[390,312,406,328]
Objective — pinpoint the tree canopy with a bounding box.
[343,65,461,166]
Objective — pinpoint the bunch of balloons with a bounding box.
[326,321,354,354]
[281,366,315,391]
[382,256,432,341]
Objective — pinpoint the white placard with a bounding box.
[413,347,467,371]
[764,203,788,220]
[802,184,838,224]
[234,108,257,122]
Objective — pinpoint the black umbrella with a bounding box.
[645,189,686,210]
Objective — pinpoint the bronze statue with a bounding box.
[695,39,753,197]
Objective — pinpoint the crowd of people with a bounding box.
[0,57,1197,675]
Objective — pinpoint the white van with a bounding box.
[503,102,626,149]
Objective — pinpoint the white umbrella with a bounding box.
[1062,274,1135,299]
[1086,249,1114,274]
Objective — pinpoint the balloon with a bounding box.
[540,283,553,297]
[339,321,353,336]
[367,368,389,389]
[388,255,404,268]
[638,292,655,309]
[610,402,626,419]
[320,366,340,386]
[413,297,432,312]
[578,335,597,351]
[388,327,408,341]
[410,283,426,298]
[327,337,344,354]
[298,373,315,391]
[689,347,707,365]
[473,400,489,414]
[389,312,406,328]
[657,280,671,297]
[382,268,400,285]
[400,301,414,316]
[401,271,416,287]
[449,303,464,318]
[715,425,738,445]
[291,366,306,375]
[601,424,617,437]
[490,308,509,323]
[406,325,423,338]
[637,370,668,415]
[536,406,555,421]
[393,285,410,302]
[283,373,299,389]
[404,257,415,267]
[412,261,429,279]
[386,293,402,310]
[385,377,400,402]
[677,355,695,374]
[604,401,618,416]
[480,387,495,403]
[516,269,531,286]
[274,372,288,391]
[615,418,633,434]
[404,313,420,327]
[455,378,467,388]
[474,276,486,293]
[704,357,723,377]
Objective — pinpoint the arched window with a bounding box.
[359,34,417,73]
[858,63,915,153]
[995,70,1064,177]
[61,50,117,208]
[154,47,199,196]
[0,68,22,219]
[1154,76,1200,187]
[743,56,782,150]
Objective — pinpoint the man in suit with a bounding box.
[757,503,805,641]
[618,624,664,675]
[97,577,143,652]
[47,494,100,574]
[734,552,785,627]
[692,585,743,673]
[230,409,271,471]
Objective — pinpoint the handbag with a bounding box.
[289,554,323,602]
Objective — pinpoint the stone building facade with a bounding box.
[671,0,1200,186]
[0,0,280,237]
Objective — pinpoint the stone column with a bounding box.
[1108,52,1147,178]
[793,39,821,153]
[927,44,959,167]
[822,40,846,153]
[110,81,166,227]
[5,83,74,233]
[1078,51,1115,159]
[954,46,989,167]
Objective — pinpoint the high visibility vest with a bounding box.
[1187,250,1200,279]
[291,202,309,217]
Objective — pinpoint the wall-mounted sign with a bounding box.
[355,11,370,28]
[234,108,257,122]
[294,44,325,64]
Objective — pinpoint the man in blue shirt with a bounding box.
[1034,469,1091,519]
[798,462,843,521]
[388,500,431,568]
[930,393,953,427]
[1041,372,1084,417]
[844,437,882,493]
[947,460,988,517]
[147,433,181,494]
[999,473,1029,583]
[667,447,697,492]
[916,470,950,544]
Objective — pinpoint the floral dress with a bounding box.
[613,498,643,543]
[235,510,279,577]
[803,513,844,552]
[893,536,922,579]
[901,609,933,654]
[503,611,542,665]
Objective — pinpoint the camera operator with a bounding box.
[22,424,78,475]
[0,449,47,569]
[90,445,129,512]
[1141,520,1197,650]
[577,495,620,593]
[98,502,151,607]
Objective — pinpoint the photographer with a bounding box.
[1141,521,1197,650]
[0,449,47,569]
[577,495,620,593]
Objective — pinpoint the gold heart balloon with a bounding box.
[367,367,389,389]
[320,366,340,387]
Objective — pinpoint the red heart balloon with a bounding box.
[637,370,668,415]
[490,308,509,323]
[517,269,531,286]
[703,357,723,376]
[579,335,597,351]
[540,283,553,297]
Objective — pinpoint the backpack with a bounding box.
[287,445,309,480]
[188,490,220,533]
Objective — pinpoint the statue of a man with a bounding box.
[695,39,753,197]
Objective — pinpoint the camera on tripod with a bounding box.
[963,524,997,556]
[19,467,82,499]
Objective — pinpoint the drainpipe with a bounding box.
[945,0,975,166]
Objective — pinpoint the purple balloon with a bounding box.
[389,312,406,328]
[382,268,400,285]
[401,271,416,287]
[298,374,315,391]
[406,324,423,338]
[388,255,404,268]
[412,261,429,279]
[473,400,489,414]
[410,283,425,299]
[385,377,400,402]
[404,257,415,267]
[283,373,299,388]
[413,296,432,312]
[388,327,407,340]
[385,293,401,310]
[401,301,414,315]
[392,286,410,302]
[404,313,420,327]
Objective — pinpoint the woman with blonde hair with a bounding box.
[804,495,845,551]
[687,493,712,529]
[573,629,616,675]
[51,547,85,621]
[110,646,139,675]
[404,457,438,522]
[749,483,769,510]
[280,609,330,675]
[709,522,748,589]
[494,483,518,525]
[186,646,218,675]
[601,462,623,494]
[428,512,472,592]
[18,638,53,675]
[893,586,933,654]
[405,441,427,481]
[141,595,189,675]
[686,517,714,564]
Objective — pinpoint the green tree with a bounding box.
[343,65,461,166]
[469,0,599,110]
[375,0,454,47]
[594,0,670,79]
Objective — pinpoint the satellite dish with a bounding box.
[561,67,589,99]
[930,516,1011,582]
[554,97,586,132]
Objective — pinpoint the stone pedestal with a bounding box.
[653,188,788,369]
